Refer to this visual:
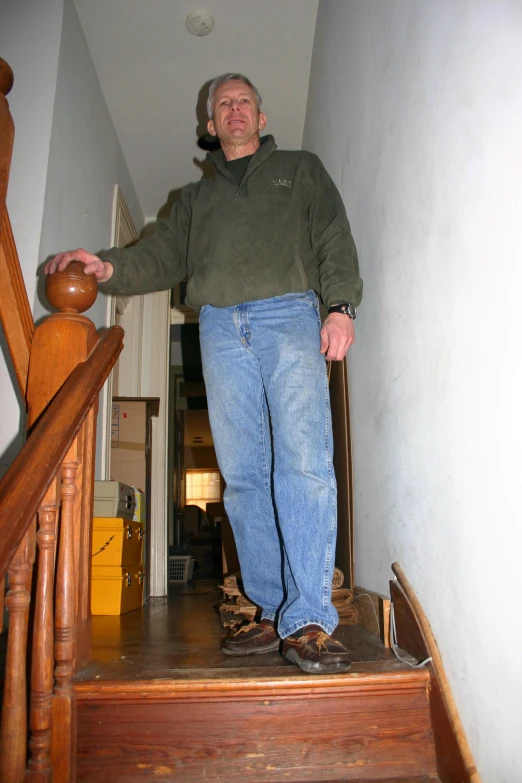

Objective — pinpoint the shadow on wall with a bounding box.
[0,325,27,477]
[155,79,219,222]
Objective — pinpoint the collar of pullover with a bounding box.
[207,135,277,184]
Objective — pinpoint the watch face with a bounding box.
[339,304,356,318]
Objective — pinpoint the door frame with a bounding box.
[101,186,170,596]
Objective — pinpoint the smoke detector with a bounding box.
[186,10,214,37]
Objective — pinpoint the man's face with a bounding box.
[207,80,266,147]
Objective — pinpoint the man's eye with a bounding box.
[241,98,250,103]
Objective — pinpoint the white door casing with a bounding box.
[102,186,169,596]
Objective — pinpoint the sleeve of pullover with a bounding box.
[306,155,363,310]
[98,187,193,296]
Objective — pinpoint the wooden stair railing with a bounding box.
[0,316,124,782]
[0,55,125,782]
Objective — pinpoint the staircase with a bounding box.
[0,55,477,782]
[69,589,446,783]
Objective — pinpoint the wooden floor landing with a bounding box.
[75,581,412,684]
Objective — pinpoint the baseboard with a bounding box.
[390,563,481,783]
[353,585,391,647]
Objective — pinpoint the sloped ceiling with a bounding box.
[74,0,319,219]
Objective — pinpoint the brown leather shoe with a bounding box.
[222,619,280,656]
[282,625,351,673]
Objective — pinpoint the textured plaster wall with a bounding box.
[304,2,522,780]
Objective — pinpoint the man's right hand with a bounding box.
[44,248,113,283]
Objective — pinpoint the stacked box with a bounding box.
[132,487,145,526]
[92,481,145,615]
[91,565,144,616]
[93,480,136,521]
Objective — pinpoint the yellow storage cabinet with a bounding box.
[91,565,144,615]
[92,517,143,566]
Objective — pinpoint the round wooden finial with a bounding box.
[0,59,14,97]
[45,261,98,314]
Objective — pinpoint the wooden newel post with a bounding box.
[25,264,100,780]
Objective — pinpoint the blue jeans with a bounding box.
[199,291,339,638]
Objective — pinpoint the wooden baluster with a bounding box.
[0,524,36,783]
[51,443,80,783]
[26,477,60,782]
[75,406,97,669]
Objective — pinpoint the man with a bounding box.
[46,73,362,674]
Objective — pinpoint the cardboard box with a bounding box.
[111,401,147,493]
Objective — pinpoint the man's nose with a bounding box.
[229,99,241,111]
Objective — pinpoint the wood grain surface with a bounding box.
[76,675,435,783]
[391,564,480,783]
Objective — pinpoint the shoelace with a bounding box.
[233,621,258,636]
[299,631,345,652]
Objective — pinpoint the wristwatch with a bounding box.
[328,302,357,320]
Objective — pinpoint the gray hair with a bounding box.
[207,73,262,120]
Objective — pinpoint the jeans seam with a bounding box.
[260,385,271,492]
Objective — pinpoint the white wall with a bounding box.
[304,2,522,781]
[34,0,143,476]
[36,0,143,326]
[0,0,64,475]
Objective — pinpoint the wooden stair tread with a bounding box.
[76,591,415,683]
[301,779,441,783]
[75,667,429,696]
[302,778,441,782]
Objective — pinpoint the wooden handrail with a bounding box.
[0,57,14,212]
[0,56,34,396]
[0,325,124,581]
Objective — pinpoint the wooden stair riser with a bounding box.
[76,674,437,783]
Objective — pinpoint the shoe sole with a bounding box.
[282,647,352,674]
[222,639,281,657]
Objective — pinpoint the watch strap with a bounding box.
[328,302,357,319]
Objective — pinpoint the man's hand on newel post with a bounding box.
[44,248,113,283]
[320,313,355,361]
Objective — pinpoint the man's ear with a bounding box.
[258,112,267,131]
[207,119,217,136]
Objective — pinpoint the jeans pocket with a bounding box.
[291,290,318,308]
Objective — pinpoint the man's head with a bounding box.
[207,73,266,153]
